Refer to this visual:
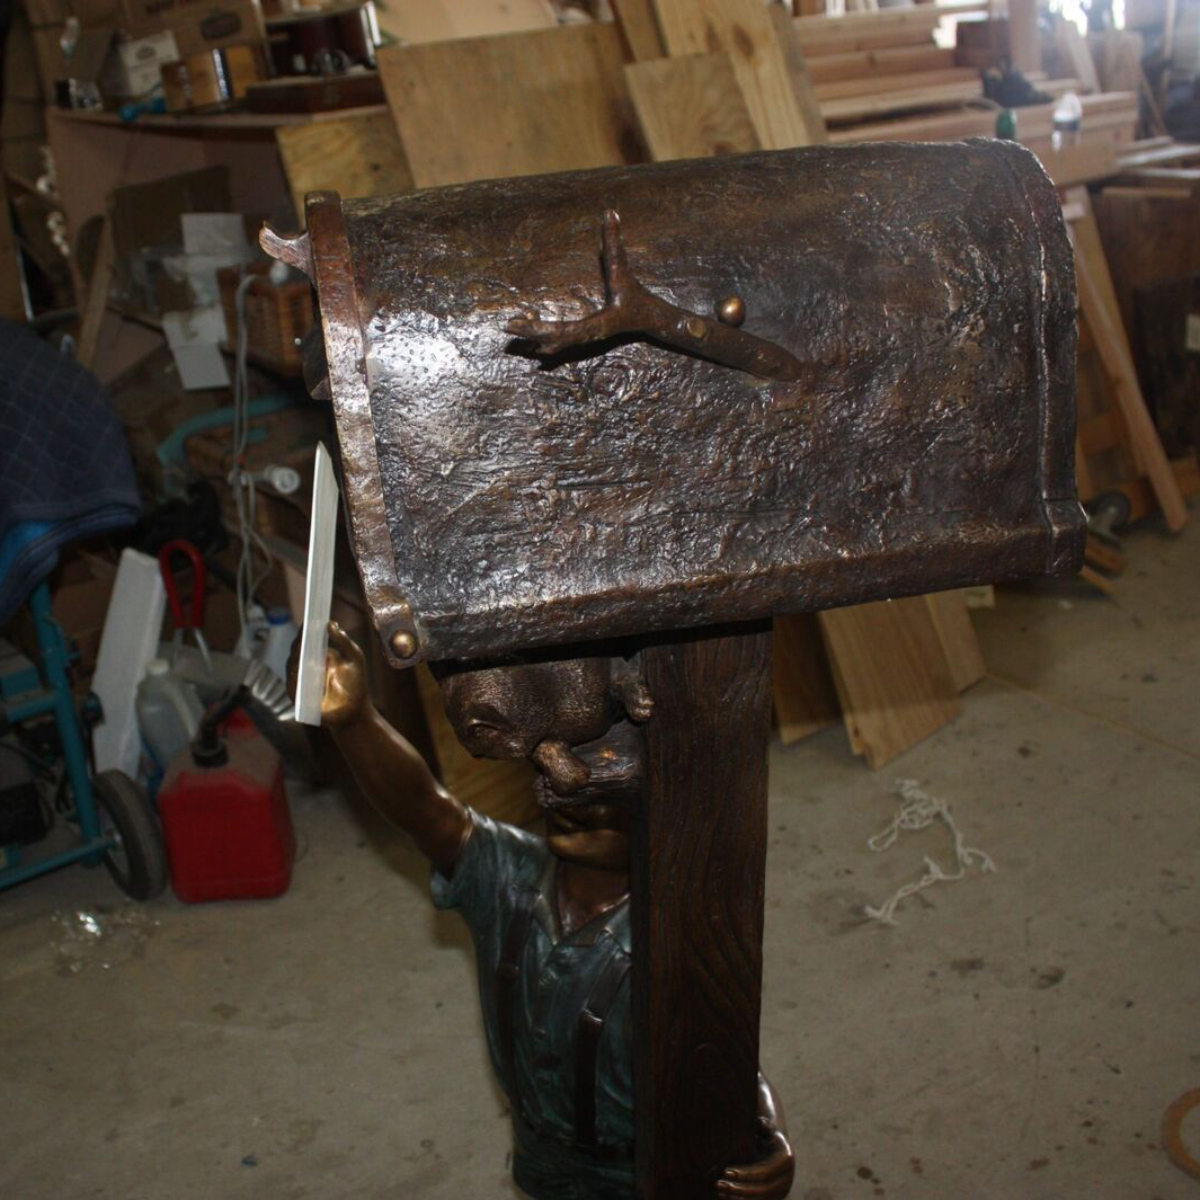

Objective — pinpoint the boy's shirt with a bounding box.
[432,811,634,1198]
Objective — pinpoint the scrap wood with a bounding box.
[378,22,637,189]
[653,0,821,147]
[625,53,761,161]
[275,112,411,218]
[819,597,963,771]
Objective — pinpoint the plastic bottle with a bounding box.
[260,608,298,681]
[1052,91,1083,151]
[136,658,204,774]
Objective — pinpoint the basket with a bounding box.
[218,262,314,377]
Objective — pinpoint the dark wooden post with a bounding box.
[632,620,773,1198]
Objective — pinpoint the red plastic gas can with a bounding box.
[158,709,295,902]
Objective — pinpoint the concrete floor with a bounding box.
[2,518,1198,1200]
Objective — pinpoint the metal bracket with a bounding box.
[506,210,805,383]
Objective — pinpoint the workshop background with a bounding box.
[0,0,1198,1196]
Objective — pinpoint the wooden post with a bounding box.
[632,621,773,1198]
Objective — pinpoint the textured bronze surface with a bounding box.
[271,141,1084,665]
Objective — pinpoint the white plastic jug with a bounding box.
[136,659,204,772]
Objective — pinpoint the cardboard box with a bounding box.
[121,0,266,56]
[99,28,180,98]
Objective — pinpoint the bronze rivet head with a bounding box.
[685,316,708,340]
[717,295,746,326]
[390,630,418,659]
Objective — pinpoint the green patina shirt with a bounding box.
[432,811,634,1200]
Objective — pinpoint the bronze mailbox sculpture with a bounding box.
[268,140,1085,1199]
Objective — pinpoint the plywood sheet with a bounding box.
[653,0,818,147]
[276,112,412,218]
[924,589,986,692]
[626,53,760,161]
[379,22,639,189]
[819,597,961,770]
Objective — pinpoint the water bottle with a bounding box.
[260,608,298,681]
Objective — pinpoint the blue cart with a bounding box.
[0,579,167,899]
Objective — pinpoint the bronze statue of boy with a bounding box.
[301,622,795,1199]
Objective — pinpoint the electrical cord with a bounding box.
[230,268,276,642]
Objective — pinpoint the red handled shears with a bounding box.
[158,539,214,674]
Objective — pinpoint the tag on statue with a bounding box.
[295,443,340,726]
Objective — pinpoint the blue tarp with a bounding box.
[0,320,141,625]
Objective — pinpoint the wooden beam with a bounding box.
[806,43,956,84]
[1067,188,1188,530]
[1009,0,1041,73]
[814,65,980,101]
[76,214,113,370]
[634,623,772,1199]
[821,77,983,124]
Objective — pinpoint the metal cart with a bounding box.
[0,579,167,899]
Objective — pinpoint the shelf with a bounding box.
[48,104,389,136]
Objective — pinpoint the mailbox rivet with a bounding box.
[717,295,746,326]
[390,630,418,659]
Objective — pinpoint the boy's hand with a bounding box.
[287,621,370,728]
[716,1118,795,1198]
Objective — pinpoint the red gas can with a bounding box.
[158,704,295,903]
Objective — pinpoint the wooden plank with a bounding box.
[1114,140,1200,169]
[626,53,761,161]
[821,77,983,123]
[769,3,830,144]
[802,27,939,56]
[806,43,956,84]
[635,623,772,1199]
[818,597,962,770]
[373,0,555,44]
[1055,19,1101,92]
[378,23,638,189]
[924,589,986,692]
[1068,193,1189,530]
[792,6,942,41]
[814,65,979,101]
[773,613,840,744]
[76,214,113,370]
[1009,0,1041,72]
[613,0,666,61]
[275,111,411,217]
[652,0,818,147]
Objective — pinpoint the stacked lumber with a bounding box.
[784,3,1141,181]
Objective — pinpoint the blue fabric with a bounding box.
[0,319,141,624]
